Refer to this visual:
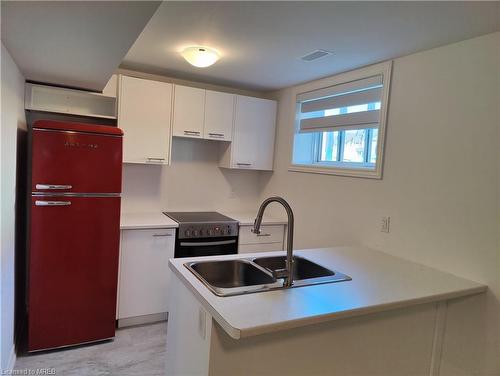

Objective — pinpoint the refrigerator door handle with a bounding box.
[36,184,73,190]
[35,200,72,207]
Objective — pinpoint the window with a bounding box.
[291,61,392,178]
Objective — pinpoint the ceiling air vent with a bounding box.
[300,49,333,62]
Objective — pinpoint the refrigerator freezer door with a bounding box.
[31,128,122,193]
[28,195,121,351]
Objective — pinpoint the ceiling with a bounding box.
[122,1,500,91]
[1,1,161,91]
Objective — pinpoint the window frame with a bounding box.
[289,61,392,179]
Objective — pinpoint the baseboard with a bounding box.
[7,345,16,371]
[117,312,167,328]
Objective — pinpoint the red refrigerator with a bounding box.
[28,120,123,351]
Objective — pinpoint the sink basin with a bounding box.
[252,255,352,287]
[185,255,351,297]
[185,259,281,296]
[253,255,334,280]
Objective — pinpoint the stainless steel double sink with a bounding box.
[184,255,351,297]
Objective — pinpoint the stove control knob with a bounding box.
[185,230,191,237]
[193,230,199,237]
[227,227,232,235]
[220,229,225,235]
[198,229,203,236]
[207,229,213,236]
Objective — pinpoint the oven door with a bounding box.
[175,236,238,258]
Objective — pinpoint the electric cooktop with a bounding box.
[163,211,237,224]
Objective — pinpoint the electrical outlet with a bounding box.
[381,216,390,233]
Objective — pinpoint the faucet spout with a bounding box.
[252,196,294,287]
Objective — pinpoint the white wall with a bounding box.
[0,43,26,371]
[259,32,500,375]
[121,137,265,213]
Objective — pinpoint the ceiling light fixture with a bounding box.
[181,46,220,68]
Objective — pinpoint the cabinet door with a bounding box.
[239,225,285,244]
[118,76,172,164]
[230,96,277,170]
[238,243,284,253]
[204,90,234,141]
[172,85,205,138]
[253,98,277,170]
[238,224,285,254]
[118,228,175,319]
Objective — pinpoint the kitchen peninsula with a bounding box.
[166,246,486,376]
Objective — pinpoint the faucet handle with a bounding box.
[272,268,289,280]
[273,268,294,287]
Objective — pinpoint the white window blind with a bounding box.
[298,75,384,133]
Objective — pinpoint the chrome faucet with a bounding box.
[252,197,294,287]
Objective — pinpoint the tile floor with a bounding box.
[14,322,167,376]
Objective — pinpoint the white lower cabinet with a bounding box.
[238,224,285,254]
[239,242,284,253]
[118,228,175,326]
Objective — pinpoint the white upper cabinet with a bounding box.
[118,75,173,165]
[25,82,117,119]
[204,90,234,141]
[219,95,277,171]
[173,85,235,141]
[116,76,273,168]
[172,85,205,139]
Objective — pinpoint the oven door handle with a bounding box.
[180,239,237,247]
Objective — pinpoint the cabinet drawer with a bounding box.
[238,242,283,254]
[239,225,284,245]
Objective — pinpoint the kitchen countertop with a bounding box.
[169,246,486,340]
[120,211,287,229]
[221,211,288,226]
[120,212,178,229]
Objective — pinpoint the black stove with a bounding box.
[163,211,239,258]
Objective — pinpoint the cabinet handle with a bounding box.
[35,200,71,206]
[208,133,224,137]
[153,233,173,237]
[256,233,271,237]
[184,130,201,135]
[36,184,72,190]
[147,157,165,161]
[236,162,252,166]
